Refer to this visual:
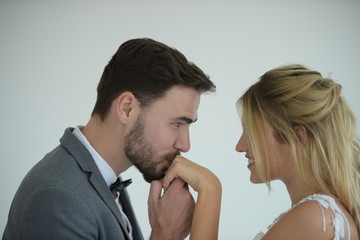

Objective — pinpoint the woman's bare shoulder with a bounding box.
[263,200,335,240]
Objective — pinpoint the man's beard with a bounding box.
[124,115,179,183]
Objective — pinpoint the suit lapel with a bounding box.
[88,173,133,240]
[60,128,134,240]
[119,187,144,240]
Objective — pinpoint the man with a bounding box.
[3,38,216,240]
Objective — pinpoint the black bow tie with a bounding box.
[110,178,132,195]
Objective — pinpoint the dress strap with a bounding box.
[254,194,351,240]
[295,194,350,240]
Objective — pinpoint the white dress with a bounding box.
[253,194,350,240]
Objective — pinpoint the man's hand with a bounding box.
[148,178,195,240]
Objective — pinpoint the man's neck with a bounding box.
[82,116,132,175]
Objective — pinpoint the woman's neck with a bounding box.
[281,174,320,206]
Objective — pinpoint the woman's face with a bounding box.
[235,120,294,183]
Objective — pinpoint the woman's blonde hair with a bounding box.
[237,64,360,232]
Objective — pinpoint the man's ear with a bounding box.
[293,125,308,145]
[115,92,138,123]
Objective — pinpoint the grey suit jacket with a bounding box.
[3,128,144,240]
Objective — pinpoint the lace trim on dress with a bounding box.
[253,194,350,240]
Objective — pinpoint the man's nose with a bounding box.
[174,130,191,153]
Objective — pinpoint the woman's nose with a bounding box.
[235,132,247,152]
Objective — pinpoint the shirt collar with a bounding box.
[72,126,118,187]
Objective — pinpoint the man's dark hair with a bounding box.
[92,38,216,121]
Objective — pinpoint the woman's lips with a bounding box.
[247,158,255,169]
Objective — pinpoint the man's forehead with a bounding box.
[154,86,200,105]
[144,86,200,119]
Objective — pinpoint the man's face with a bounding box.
[124,86,200,182]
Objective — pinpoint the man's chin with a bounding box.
[142,172,165,183]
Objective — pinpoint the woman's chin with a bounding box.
[249,175,263,184]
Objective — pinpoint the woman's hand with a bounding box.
[163,155,221,193]
[162,155,222,240]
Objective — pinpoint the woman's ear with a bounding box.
[115,92,138,123]
[293,125,308,145]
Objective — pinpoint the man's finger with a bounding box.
[166,178,187,192]
[148,180,163,204]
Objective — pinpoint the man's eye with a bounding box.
[173,122,181,128]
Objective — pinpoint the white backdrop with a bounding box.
[1,1,359,239]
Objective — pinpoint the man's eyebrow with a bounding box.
[173,117,198,124]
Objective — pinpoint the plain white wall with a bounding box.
[1,1,359,239]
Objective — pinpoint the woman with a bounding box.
[163,64,360,239]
